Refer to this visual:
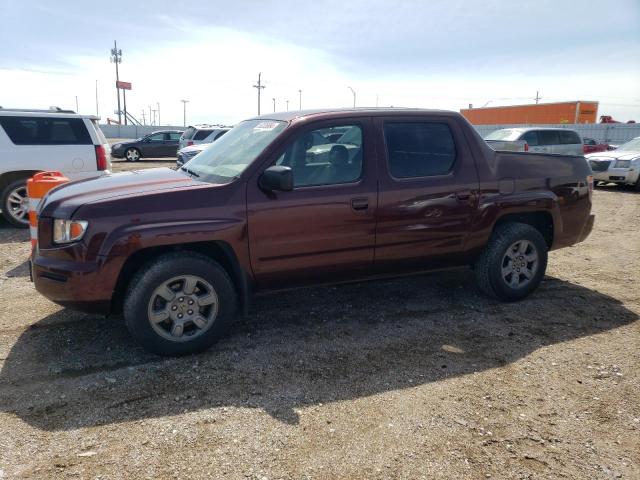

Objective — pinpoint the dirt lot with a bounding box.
[0,160,638,479]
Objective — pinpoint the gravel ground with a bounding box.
[0,162,638,479]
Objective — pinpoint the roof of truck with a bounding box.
[249,107,457,122]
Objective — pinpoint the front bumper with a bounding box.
[31,253,113,314]
[592,167,639,185]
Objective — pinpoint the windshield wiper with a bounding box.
[180,166,200,178]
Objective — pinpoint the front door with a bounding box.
[247,118,377,289]
[373,116,480,272]
[143,132,166,157]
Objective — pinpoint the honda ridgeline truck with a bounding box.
[32,109,595,356]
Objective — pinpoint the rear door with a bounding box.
[373,116,480,272]
[165,132,182,156]
[536,130,560,154]
[0,115,95,178]
[246,118,377,289]
[557,130,583,155]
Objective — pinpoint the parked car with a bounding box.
[484,127,583,155]
[0,107,110,227]
[583,137,609,154]
[176,144,208,168]
[586,136,640,189]
[32,108,594,356]
[178,125,230,151]
[176,128,233,167]
[111,130,183,161]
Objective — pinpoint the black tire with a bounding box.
[635,176,640,192]
[124,252,237,356]
[1,179,30,228]
[474,222,548,301]
[125,147,141,162]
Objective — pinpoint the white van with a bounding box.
[0,107,111,226]
[485,127,583,155]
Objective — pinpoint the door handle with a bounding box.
[351,197,369,211]
[454,190,472,202]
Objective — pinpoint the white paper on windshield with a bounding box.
[253,121,279,132]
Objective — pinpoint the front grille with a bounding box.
[589,160,611,172]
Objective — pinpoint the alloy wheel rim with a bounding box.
[501,240,538,289]
[147,275,219,342]
[6,186,29,224]
[126,149,139,161]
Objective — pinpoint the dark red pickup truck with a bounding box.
[32,109,595,355]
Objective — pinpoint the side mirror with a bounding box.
[259,166,293,192]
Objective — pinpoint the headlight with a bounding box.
[53,219,88,244]
[113,143,121,149]
[614,160,631,168]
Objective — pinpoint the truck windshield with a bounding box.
[181,119,287,183]
[616,137,640,151]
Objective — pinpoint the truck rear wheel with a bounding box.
[123,252,237,356]
[474,223,548,301]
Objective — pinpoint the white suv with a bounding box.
[0,107,111,226]
[178,124,230,151]
[485,127,584,155]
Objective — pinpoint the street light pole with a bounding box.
[75,96,79,113]
[148,106,152,126]
[157,102,161,126]
[253,73,265,116]
[298,89,302,110]
[272,98,276,112]
[180,100,189,127]
[286,100,289,111]
[110,41,123,125]
[348,86,356,108]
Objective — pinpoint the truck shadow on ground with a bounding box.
[1,270,637,431]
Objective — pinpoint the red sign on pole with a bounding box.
[116,81,132,90]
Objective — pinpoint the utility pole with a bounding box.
[157,102,160,126]
[75,95,79,113]
[535,91,541,104]
[298,89,302,110]
[272,98,276,112]
[122,89,127,124]
[110,41,123,125]
[141,110,146,125]
[348,86,356,108]
[95,80,99,116]
[286,99,289,111]
[151,109,157,126]
[180,99,189,127]
[376,94,379,107]
[253,72,265,115]
[148,106,152,126]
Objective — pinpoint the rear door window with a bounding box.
[214,130,228,140]
[520,131,539,146]
[168,132,182,141]
[194,130,213,140]
[0,116,92,145]
[537,130,561,145]
[383,122,456,178]
[559,130,581,144]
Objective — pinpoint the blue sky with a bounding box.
[1,0,639,125]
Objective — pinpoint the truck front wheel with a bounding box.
[123,252,237,356]
[474,223,548,301]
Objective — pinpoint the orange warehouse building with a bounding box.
[460,101,599,125]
